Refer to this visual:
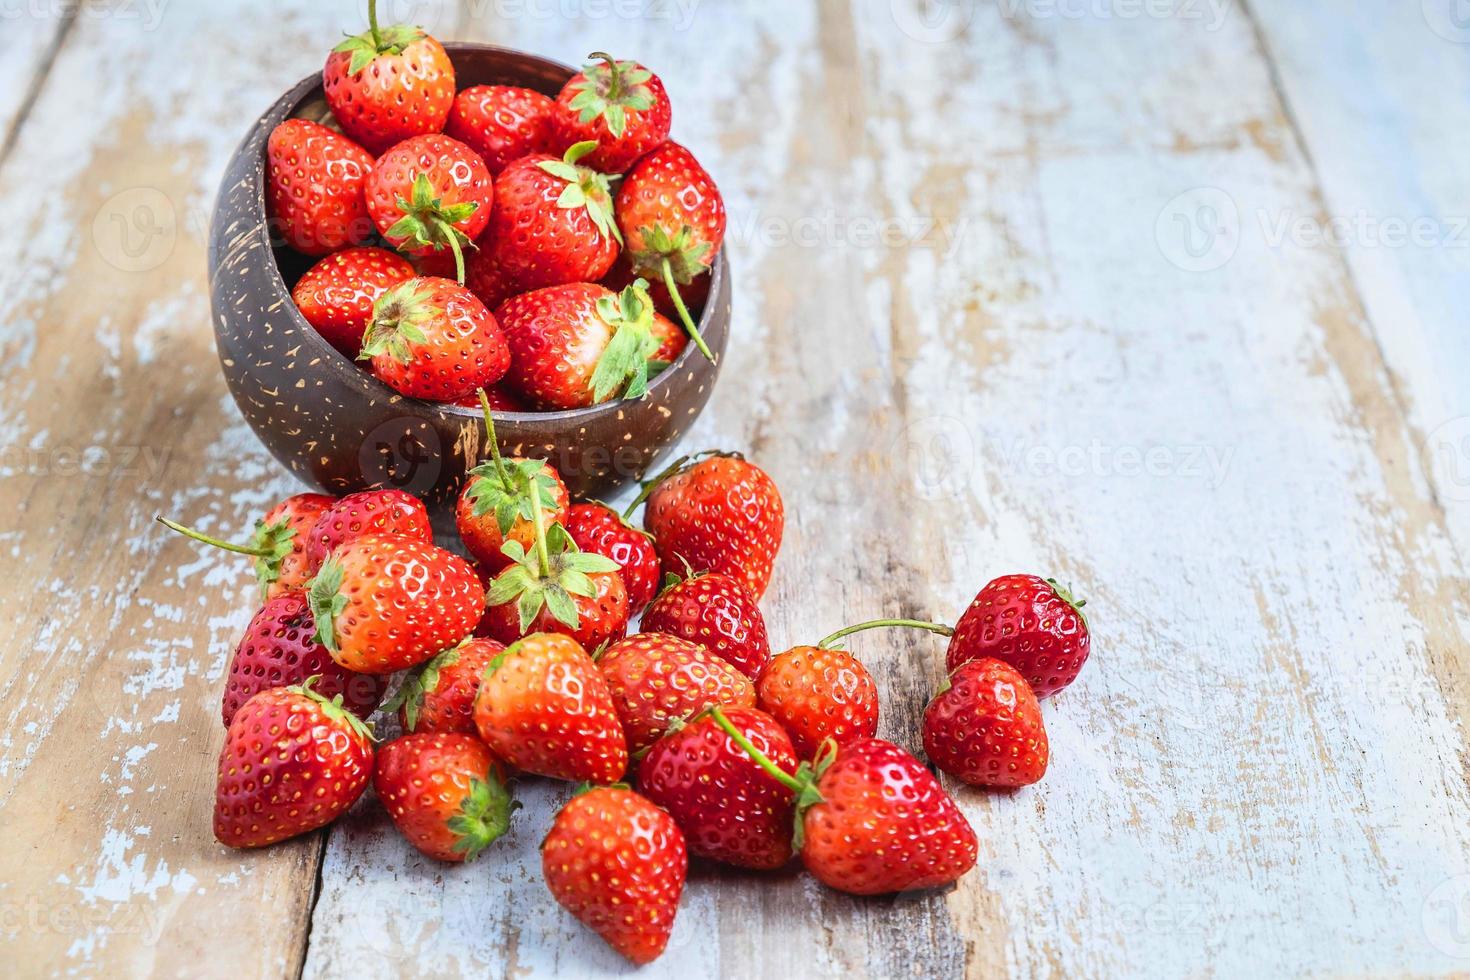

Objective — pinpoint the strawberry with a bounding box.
[481,520,629,651]
[554,53,671,174]
[461,242,516,313]
[214,678,374,849]
[453,383,528,413]
[358,276,510,401]
[373,733,516,862]
[640,453,784,599]
[562,502,661,612]
[444,84,561,174]
[603,254,710,340]
[481,142,621,296]
[292,246,416,356]
[382,636,504,735]
[265,119,375,256]
[156,492,334,600]
[595,633,755,755]
[497,281,673,410]
[639,572,770,680]
[637,706,798,869]
[303,488,431,572]
[924,658,1048,788]
[322,0,454,154]
[222,590,388,727]
[542,786,686,965]
[472,632,628,782]
[946,575,1090,698]
[307,533,484,674]
[756,645,877,758]
[365,134,494,282]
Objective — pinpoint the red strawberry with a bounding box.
[946,575,1090,698]
[639,572,770,680]
[554,53,671,174]
[292,246,416,355]
[265,119,374,256]
[383,636,504,735]
[542,786,686,965]
[365,134,493,282]
[214,679,374,848]
[358,276,510,401]
[481,521,629,651]
[924,658,1048,788]
[596,633,755,755]
[461,242,516,312]
[444,84,561,174]
[222,590,388,727]
[304,488,431,572]
[481,143,621,295]
[322,2,454,154]
[373,733,516,862]
[472,632,628,782]
[156,492,334,600]
[641,453,784,599]
[562,503,661,611]
[453,383,528,413]
[637,706,798,869]
[757,645,878,758]
[307,533,484,674]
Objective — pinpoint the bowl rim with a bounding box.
[246,40,728,427]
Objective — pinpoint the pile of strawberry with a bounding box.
[161,396,1092,965]
[270,2,723,409]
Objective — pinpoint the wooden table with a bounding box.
[5,1,1470,975]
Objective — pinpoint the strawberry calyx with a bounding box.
[307,557,350,656]
[385,174,478,283]
[464,390,561,537]
[567,52,655,139]
[332,0,426,75]
[155,514,296,599]
[1047,578,1090,629]
[486,484,619,633]
[537,141,622,247]
[589,280,661,403]
[815,618,955,650]
[621,449,740,520]
[287,674,376,742]
[360,280,435,364]
[707,705,830,850]
[449,769,520,862]
[631,224,711,285]
[382,637,468,732]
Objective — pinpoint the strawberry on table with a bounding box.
[156,492,334,600]
[946,574,1091,698]
[303,487,431,572]
[444,84,561,174]
[373,732,516,863]
[365,134,494,283]
[554,53,671,174]
[595,633,755,755]
[265,119,374,257]
[358,277,510,401]
[292,247,416,355]
[562,502,661,612]
[382,636,505,735]
[924,657,1049,788]
[756,644,878,759]
[639,572,771,680]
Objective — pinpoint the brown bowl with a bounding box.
[207,43,729,508]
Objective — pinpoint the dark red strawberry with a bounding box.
[562,502,660,611]
[358,276,509,401]
[265,119,374,256]
[383,636,504,735]
[472,632,628,782]
[638,706,798,869]
[554,53,671,174]
[542,786,686,965]
[924,658,1048,788]
[596,633,755,754]
[444,84,561,174]
[156,492,334,600]
[946,575,1090,698]
[323,0,454,154]
[639,572,770,680]
[365,134,494,283]
[214,678,374,848]
[303,488,431,572]
[461,242,515,311]
[757,645,877,758]
[481,519,629,651]
[373,733,516,862]
[292,246,416,355]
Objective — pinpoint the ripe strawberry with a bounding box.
[554,53,671,174]
[481,142,621,296]
[924,658,1048,788]
[157,492,334,600]
[222,590,388,727]
[596,633,755,755]
[562,503,660,612]
[265,119,374,256]
[481,521,629,651]
[542,786,686,965]
[444,84,561,174]
[637,706,798,869]
[757,645,877,758]
[946,575,1090,698]
[373,733,516,862]
[472,632,628,782]
[639,572,770,680]
[292,246,416,356]
[303,487,431,572]
[641,453,784,599]
[214,679,374,848]
[358,276,510,401]
[382,636,504,735]
[323,0,454,154]
[461,242,516,312]
[365,134,493,282]
[307,533,484,674]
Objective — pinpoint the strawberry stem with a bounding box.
[661,257,714,363]
[529,477,552,579]
[1047,578,1090,628]
[155,516,268,557]
[589,51,620,99]
[620,448,731,521]
[816,618,955,650]
[434,217,467,284]
[367,0,382,49]
[476,388,515,491]
[708,705,805,794]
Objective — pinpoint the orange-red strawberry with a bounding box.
[214,679,374,849]
[639,572,770,680]
[595,633,754,755]
[638,706,798,870]
[641,453,784,599]
[365,134,494,282]
[554,53,671,174]
[481,520,629,651]
[924,658,1048,788]
[307,533,484,674]
[223,590,388,727]
[562,503,661,612]
[292,246,416,356]
[383,636,505,735]
[323,0,454,154]
[757,645,877,759]
[946,575,1091,698]
[373,732,516,862]
[265,119,374,256]
[472,632,629,782]
[304,488,431,571]
[157,492,334,600]
[445,84,561,174]
[542,786,686,965]
[359,276,510,401]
